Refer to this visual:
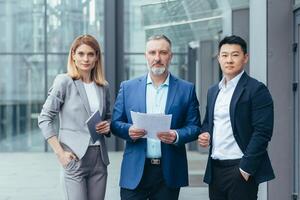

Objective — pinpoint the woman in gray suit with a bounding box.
[38,34,110,200]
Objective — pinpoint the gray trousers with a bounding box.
[63,146,108,200]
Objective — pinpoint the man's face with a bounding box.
[145,39,172,76]
[218,44,248,80]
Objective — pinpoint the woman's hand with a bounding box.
[47,136,78,168]
[96,120,110,135]
[57,150,78,168]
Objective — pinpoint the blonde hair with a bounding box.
[67,34,107,86]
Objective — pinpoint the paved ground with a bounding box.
[0,151,209,200]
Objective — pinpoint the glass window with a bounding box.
[296,0,300,6]
[0,55,45,151]
[0,0,45,53]
[47,0,105,52]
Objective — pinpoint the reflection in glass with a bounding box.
[0,55,45,151]
[0,0,44,53]
[47,54,68,86]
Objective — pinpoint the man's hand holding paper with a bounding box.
[157,130,177,144]
[130,111,172,140]
[129,126,146,140]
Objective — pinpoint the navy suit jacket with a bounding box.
[202,72,275,184]
[111,74,201,189]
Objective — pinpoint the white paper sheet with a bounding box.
[130,111,172,140]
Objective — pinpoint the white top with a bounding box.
[83,82,100,146]
[211,71,244,160]
[83,82,99,113]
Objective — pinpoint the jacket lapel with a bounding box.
[229,72,248,129]
[74,79,91,115]
[95,85,104,116]
[165,74,178,114]
[209,85,220,132]
[137,75,147,113]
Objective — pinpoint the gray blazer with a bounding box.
[38,74,110,165]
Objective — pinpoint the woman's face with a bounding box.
[72,44,97,74]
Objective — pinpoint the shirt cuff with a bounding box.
[173,130,179,144]
[239,168,250,176]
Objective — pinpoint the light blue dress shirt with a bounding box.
[146,73,169,158]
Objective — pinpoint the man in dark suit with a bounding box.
[198,35,275,200]
[111,35,201,200]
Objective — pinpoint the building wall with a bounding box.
[267,0,294,199]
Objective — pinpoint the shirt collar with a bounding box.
[146,73,170,87]
[219,70,244,89]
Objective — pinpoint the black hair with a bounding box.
[218,35,247,54]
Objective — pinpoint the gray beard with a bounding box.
[149,66,166,75]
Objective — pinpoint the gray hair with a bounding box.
[147,34,172,48]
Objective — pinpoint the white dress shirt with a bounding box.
[84,82,100,146]
[211,71,244,160]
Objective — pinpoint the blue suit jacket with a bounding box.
[202,72,275,184]
[111,74,201,189]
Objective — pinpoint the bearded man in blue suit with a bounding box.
[111,35,201,200]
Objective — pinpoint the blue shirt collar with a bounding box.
[146,73,170,87]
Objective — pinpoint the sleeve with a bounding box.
[104,84,112,122]
[239,84,274,175]
[38,74,67,140]
[110,82,134,142]
[201,90,210,134]
[104,84,112,137]
[175,85,201,145]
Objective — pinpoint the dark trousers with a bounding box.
[209,159,258,200]
[120,159,180,200]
